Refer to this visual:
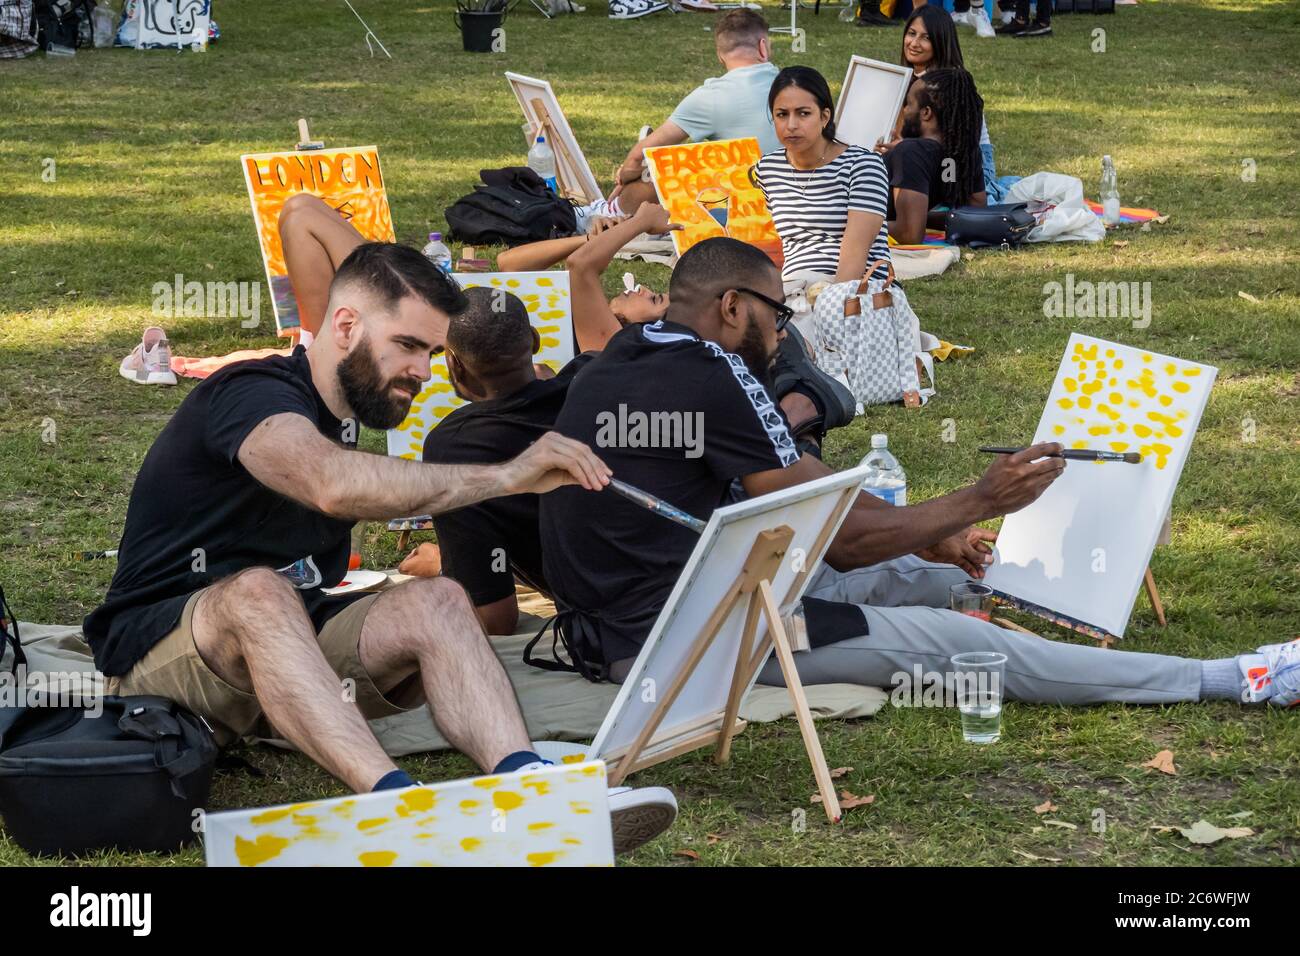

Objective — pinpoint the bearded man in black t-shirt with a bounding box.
[82,244,683,846]
[881,68,989,245]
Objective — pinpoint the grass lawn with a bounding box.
[1,0,1297,867]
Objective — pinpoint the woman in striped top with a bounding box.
[754,66,892,283]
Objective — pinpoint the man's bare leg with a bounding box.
[191,567,397,792]
[613,179,658,217]
[353,576,534,772]
[277,192,367,337]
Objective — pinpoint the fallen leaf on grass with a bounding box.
[815,790,874,808]
[1226,811,1254,821]
[1044,820,1078,831]
[1142,749,1178,775]
[1237,291,1262,304]
[1150,824,1178,834]
[705,834,723,845]
[1033,800,1057,815]
[1178,820,1254,845]
[1112,240,1130,248]
[673,849,700,861]
[1012,849,1062,863]
[1152,214,1170,224]
[829,767,853,779]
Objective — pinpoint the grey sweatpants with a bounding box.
[756,556,1203,705]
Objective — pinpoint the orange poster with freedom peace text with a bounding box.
[644,137,782,268]
[241,145,396,335]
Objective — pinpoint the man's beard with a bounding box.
[901,112,922,140]
[735,317,778,394]
[337,337,425,430]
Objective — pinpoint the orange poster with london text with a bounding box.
[644,137,782,268]
[241,146,396,335]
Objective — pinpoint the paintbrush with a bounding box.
[606,478,706,533]
[979,446,1143,464]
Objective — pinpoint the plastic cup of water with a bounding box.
[950,651,1006,744]
[950,582,994,622]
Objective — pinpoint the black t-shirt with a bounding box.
[421,355,593,606]
[84,347,357,676]
[885,136,985,217]
[539,319,800,668]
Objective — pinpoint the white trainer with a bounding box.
[119,326,177,386]
[950,9,972,25]
[1241,638,1300,707]
[970,7,996,36]
[608,785,678,854]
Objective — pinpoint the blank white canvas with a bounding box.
[591,466,868,761]
[505,72,603,205]
[204,761,613,867]
[386,271,574,461]
[833,57,913,152]
[984,334,1217,636]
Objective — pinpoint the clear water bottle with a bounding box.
[838,0,857,21]
[422,232,453,274]
[859,433,907,507]
[528,134,559,193]
[1100,155,1121,226]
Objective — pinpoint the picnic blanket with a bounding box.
[9,586,887,759]
[1084,200,1164,226]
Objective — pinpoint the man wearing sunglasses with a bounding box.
[536,236,1253,710]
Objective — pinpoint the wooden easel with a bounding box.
[527,98,597,204]
[603,486,859,823]
[285,118,326,350]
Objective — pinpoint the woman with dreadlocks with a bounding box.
[888,6,1003,200]
[880,67,988,245]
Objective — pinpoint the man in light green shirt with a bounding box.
[610,9,780,215]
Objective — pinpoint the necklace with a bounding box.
[794,141,830,198]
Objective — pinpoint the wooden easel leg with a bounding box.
[758,579,841,824]
[1143,567,1167,628]
[715,590,762,765]
[396,530,411,553]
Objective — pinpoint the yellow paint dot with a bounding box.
[1082,379,1103,395]
[528,822,555,832]
[527,851,565,867]
[235,834,291,867]
[1133,424,1153,438]
[1063,378,1078,393]
[1166,424,1183,438]
[1052,424,1066,436]
[461,837,482,852]
[1109,392,1123,404]
[1158,394,1173,407]
[1116,423,1127,433]
[473,777,502,790]
[1071,440,1090,450]
[1105,349,1115,358]
[1142,353,1152,362]
[401,789,435,813]
[560,754,587,764]
[357,817,389,831]
[1172,381,1190,393]
[1113,359,1124,369]
[1109,442,1129,452]
[570,801,592,815]
[459,799,480,813]
[1087,425,1112,436]
[1078,396,1092,409]
[493,790,525,812]
[359,851,398,867]
[251,803,318,825]
[1183,367,1201,376]
[1164,362,1177,376]
[1057,397,1074,409]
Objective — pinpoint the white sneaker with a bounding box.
[1000,8,1015,22]
[119,326,177,386]
[607,785,677,854]
[1240,638,1300,707]
[609,0,668,17]
[950,9,972,25]
[970,7,996,36]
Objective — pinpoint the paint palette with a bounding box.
[204,761,614,867]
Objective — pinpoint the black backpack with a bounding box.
[445,166,579,247]
[0,584,217,857]
[944,202,1037,249]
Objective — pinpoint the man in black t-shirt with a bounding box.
[882,68,988,244]
[419,288,593,635]
[541,237,1073,682]
[82,244,637,806]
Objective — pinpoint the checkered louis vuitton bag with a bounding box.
[809,261,926,409]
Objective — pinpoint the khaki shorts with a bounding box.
[106,589,416,747]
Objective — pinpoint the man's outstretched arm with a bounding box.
[237,413,610,521]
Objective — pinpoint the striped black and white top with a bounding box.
[754,143,892,281]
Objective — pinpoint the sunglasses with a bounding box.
[724,287,795,332]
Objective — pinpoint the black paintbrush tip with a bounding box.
[1123,453,1143,464]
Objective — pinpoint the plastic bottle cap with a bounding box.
[537,135,546,143]
[1102,155,1112,164]
[871,433,888,449]
[429,232,441,241]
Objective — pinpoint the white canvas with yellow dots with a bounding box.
[985,334,1217,637]
[203,760,613,867]
[385,271,574,462]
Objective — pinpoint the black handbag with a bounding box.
[0,679,217,855]
[944,202,1036,248]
